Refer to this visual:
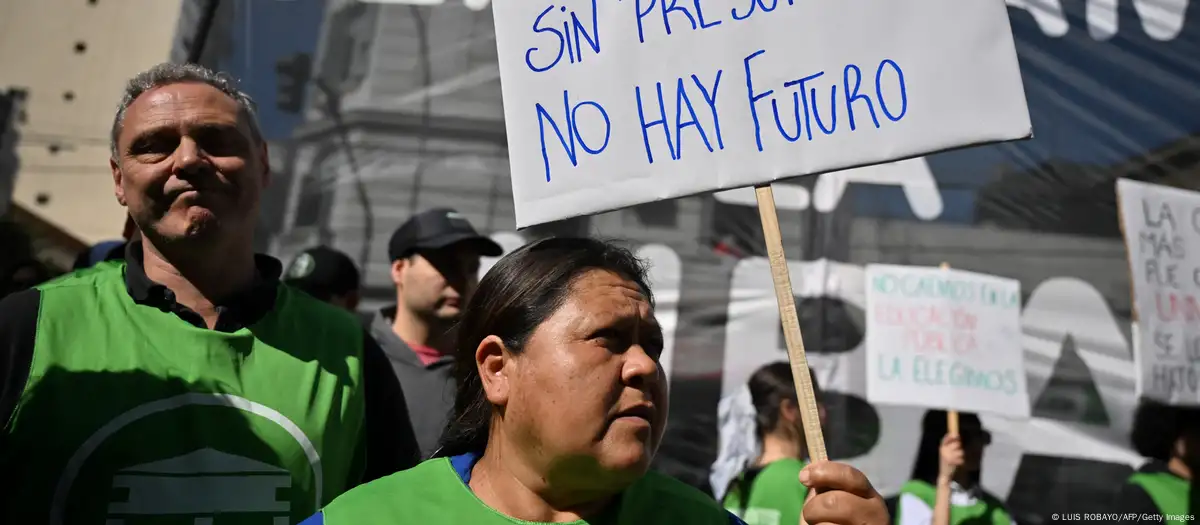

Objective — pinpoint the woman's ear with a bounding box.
[780,397,800,424]
[477,335,512,406]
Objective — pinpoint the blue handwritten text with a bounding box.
[633,0,797,43]
[634,70,726,164]
[744,50,908,152]
[526,0,601,73]
[536,90,612,182]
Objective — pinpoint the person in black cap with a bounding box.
[369,207,502,458]
[284,245,362,312]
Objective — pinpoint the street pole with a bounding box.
[313,79,374,273]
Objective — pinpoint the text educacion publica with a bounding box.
[521,0,910,182]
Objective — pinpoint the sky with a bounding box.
[208,0,326,141]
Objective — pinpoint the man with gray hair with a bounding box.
[0,62,419,522]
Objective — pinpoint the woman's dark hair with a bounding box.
[748,362,820,441]
[436,237,654,458]
[1130,398,1200,462]
[910,409,984,485]
[728,361,821,509]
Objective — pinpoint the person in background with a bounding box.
[284,245,362,312]
[72,240,127,270]
[0,257,51,299]
[722,362,828,525]
[0,62,417,522]
[72,220,141,271]
[894,410,1013,525]
[0,220,44,299]
[370,207,502,458]
[1113,398,1200,524]
[301,237,890,525]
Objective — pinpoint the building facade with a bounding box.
[0,0,183,251]
[257,2,1200,523]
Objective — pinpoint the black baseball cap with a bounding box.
[283,246,361,300]
[388,208,503,261]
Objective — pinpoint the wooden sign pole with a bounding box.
[754,184,828,463]
[939,262,960,436]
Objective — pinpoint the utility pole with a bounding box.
[272,53,375,271]
[311,79,374,273]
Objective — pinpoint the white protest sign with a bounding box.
[491,0,1032,228]
[865,264,1029,418]
[1117,179,1200,406]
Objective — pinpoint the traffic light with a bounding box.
[275,53,312,114]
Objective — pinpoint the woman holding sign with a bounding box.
[894,410,1014,525]
[721,362,828,525]
[299,238,888,525]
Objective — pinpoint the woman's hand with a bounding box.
[937,433,964,485]
[798,461,889,525]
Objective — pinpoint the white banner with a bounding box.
[1117,178,1200,406]
[491,0,1032,227]
[865,264,1030,419]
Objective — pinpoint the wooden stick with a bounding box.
[754,184,828,463]
[940,262,961,436]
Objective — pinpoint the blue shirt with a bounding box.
[300,452,749,525]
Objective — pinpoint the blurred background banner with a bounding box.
[4,1,1197,523]
[183,1,1198,523]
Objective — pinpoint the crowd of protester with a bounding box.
[0,61,1195,525]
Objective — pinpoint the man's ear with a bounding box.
[477,335,512,406]
[391,259,407,287]
[110,158,126,207]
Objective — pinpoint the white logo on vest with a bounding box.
[51,393,321,525]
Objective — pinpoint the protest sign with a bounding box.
[491,0,1032,228]
[865,264,1029,418]
[1116,179,1200,406]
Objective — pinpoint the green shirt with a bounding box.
[895,479,1012,525]
[0,259,368,523]
[315,452,741,524]
[1128,468,1191,525]
[722,458,809,525]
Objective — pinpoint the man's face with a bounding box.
[110,82,268,245]
[392,244,481,322]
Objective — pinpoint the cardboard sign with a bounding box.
[865,264,1029,418]
[1117,179,1200,406]
[491,0,1032,227]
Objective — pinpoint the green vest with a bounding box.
[722,458,809,525]
[0,263,366,524]
[322,456,734,524]
[895,479,1012,525]
[1128,471,1190,525]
